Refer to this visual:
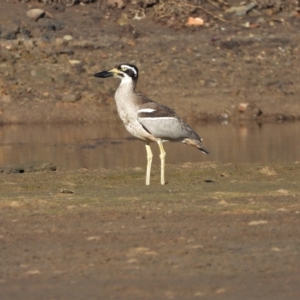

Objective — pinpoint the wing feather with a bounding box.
[137,102,200,141]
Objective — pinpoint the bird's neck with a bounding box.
[115,79,138,119]
[116,78,136,99]
[119,77,136,90]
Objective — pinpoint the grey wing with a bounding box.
[137,102,200,141]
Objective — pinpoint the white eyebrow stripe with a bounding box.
[139,117,177,120]
[121,65,137,76]
[138,108,156,113]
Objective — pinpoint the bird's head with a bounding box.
[94,63,138,83]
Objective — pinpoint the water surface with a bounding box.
[0,122,299,171]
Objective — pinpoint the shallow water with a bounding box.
[0,122,299,171]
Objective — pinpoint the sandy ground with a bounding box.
[1,1,300,299]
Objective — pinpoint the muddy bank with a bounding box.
[1,1,300,124]
[0,162,300,299]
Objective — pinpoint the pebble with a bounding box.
[26,9,45,21]
[238,102,250,113]
[55,38,66,46]
[186,17,204,26]
[248,220,268,226]
[226,3,257,16]
[117,14,129,26]
[63,35,73,41]
[69,60,82,65]
[61,92,81,103]
[60,188,75,194]
[204,79,218,87]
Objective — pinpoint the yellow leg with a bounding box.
[145,144,153,185]
[158,141,166,185]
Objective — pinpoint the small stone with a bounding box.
[69,60,81,65]
[60,189,75,194]
[127,40,136,47]
[238,102,250,113]
[117,14,129,26]
[226,3,257,16]
[218,200,228,205]
[87,236,100,241]
[248,9,261,17]
[26,9,45,21]
[30,69,38,77]
[55,38,66,46]
[107,0,126,9]
[242,22,250,28]
[186,17,205,26]
[61,92,81,103]
[262,8,274,16]
[63,35,73,41]
[204,79,218,87]
[248,220,268,226]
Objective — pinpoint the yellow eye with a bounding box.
[121,67,127,71]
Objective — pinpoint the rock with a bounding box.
[55,38,67,48]
[0,161,56,174]
[61,92,81,103]
[69,60,81,65]
[262,8,274,16]
[60,188,75,194]
[26,9,45,21]
[204,79,218,87]
[237,102,263,118]
[117,14,129,26]
[238,102,250,113]
[186,17,204,26]
[226,3,257,16]
[63,35,73,41]
[107,0,126,9]
[248,9,261,17]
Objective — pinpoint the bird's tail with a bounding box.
[183,138,209,154]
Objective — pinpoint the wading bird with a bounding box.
[94,63,208,185]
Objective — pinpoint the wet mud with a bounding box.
[1,162,300,299]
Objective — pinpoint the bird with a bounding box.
[94,63,209,185]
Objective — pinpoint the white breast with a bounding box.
[114,81,155,142]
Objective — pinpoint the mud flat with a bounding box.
[1,162,300,299]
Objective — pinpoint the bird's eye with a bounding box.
[121,67,127,71]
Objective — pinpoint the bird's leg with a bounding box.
[158,141,166,185]
[145,144,153,185]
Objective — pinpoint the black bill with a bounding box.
[93,70,113,78]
